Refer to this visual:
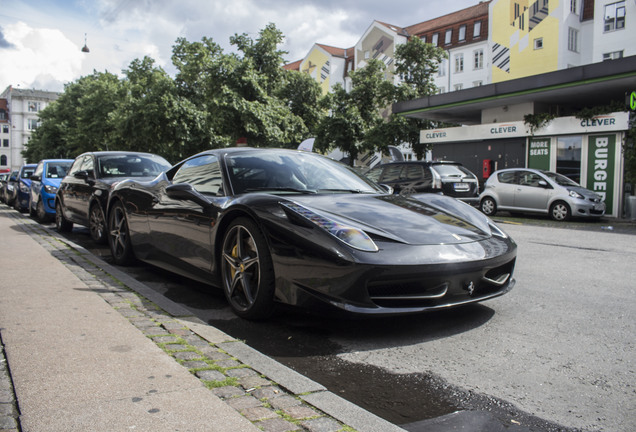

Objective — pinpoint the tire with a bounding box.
[480,197,497,216]
[36,199,49,222]
[89,204,108,244]
[55,201,73,233]
[108,201,135,266]
[550,201,571,221]
[29,199,37,218]
[221,218,275,320]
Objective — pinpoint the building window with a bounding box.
[474,49,484,69]
[2,139,8,147]
[28,101,41,112]
[2,125,8,134]
[445,29,452,45]
[27,119,39,130]
[473,21,482,38]
[603,50,624,60]
[1,155,7,166]
[534,38,544,50]
[432,33,439,46]
[454,83,463,91]
[604,1,625,31]
[568,28,579,52]
[458,25,466,41]
[437,87,445,94]
[420,35,427,43]
[364,51,370,59]
[454,53,464,73]
[570,0,578,14]
[473,81,483,87]
[438,59,446,77]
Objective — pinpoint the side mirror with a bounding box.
[379,184,394,194]
[74,170,90,180]
[30,174,41,181]
[165,183,210,208]
[538,180,548,188]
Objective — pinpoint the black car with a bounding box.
[107,147,516,319]
[55,151,171,243]
[365,161,480,204]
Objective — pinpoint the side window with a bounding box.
[519,172,544,187]
[381,165,403,182]
[497,171,517,184]
[172,155,223,196]
[365,166,383,183]
[33,163,44,178]
[68,157,84,176]
[80,156,95,176]
[404,165,424,180]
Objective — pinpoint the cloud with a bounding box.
[0,22,84,91]
[0,27,16,49]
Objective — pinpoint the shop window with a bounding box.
[557,136,582,184]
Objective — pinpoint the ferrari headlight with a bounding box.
[281,202,379,252]
[568,189,583,199]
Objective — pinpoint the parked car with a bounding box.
[1,170,18,205]
[55,151,171,243]
[13,164,37,212]
[28,159,74,221]
[106,147,516,319]
[479,168,605,221]
[0,172,11,203]
[364,161,480,204]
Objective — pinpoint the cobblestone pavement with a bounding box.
[0,207,403,432]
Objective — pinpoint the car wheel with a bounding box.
[89,204,107,244]
[221,218,275,320]
[36,199,49,222]
[550,201,571,221]
[55,201,73,232]
[29,199,37,218]
[108,201,135,266]
[480,197,497,216]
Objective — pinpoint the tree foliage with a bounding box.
[25,27,445,165]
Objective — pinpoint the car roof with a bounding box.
[375,160,462,167]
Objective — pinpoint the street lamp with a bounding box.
[81,33,90,53]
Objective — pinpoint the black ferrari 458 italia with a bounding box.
[107,147,517,319]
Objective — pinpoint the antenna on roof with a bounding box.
[81,33,90,53]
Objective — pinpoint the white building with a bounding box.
[0,86,59,171]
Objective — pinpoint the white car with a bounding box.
[479,168,605,221]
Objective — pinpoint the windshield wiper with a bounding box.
[244,187,317,194]
[317,188,374,194]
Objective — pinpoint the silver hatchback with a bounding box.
[479,168,605,221]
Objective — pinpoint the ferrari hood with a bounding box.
[288,193,494,245]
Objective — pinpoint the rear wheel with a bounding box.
[89,204,107,244]
[221,218,275,320]
[29,199,37,218]
[108,201,135,265]
[550,201,571,221]
[480,197,497,216]
[55,201,73,232]
[36,199,49,222]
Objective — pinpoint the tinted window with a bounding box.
[381,165,403,182]
[172,155,223,196]
[497,171,517,184]
[541,170,579,187]
[46,162,72,178]
[365,166,383,182]
[68,157,85,176]
[431,164,474,178]
[404,165,424,180]
[97,154,170,178]
[20,167,35,178]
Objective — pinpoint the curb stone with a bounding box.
[0,207,406,432]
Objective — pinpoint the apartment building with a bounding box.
[0,86,59,171]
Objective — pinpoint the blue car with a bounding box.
[13,164,37,213]
[28,159,73,221]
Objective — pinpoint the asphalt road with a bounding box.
[58,217,635,432]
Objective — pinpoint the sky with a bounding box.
[0,0,479,93]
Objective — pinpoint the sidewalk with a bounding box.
[0,206,405,432]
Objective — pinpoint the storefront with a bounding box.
[421,112,630,217]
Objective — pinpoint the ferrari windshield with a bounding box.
[226,150,384,195]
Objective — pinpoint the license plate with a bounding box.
[593,203,605,211]
[454,183,469,191]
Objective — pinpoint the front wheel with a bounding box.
[221,218,275,320]
[550,201,571,221]
[480,197,497,216]
[89,204,107,244]
[36,199,49,222]
[108,201,135,266]
[55,201,73,232]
